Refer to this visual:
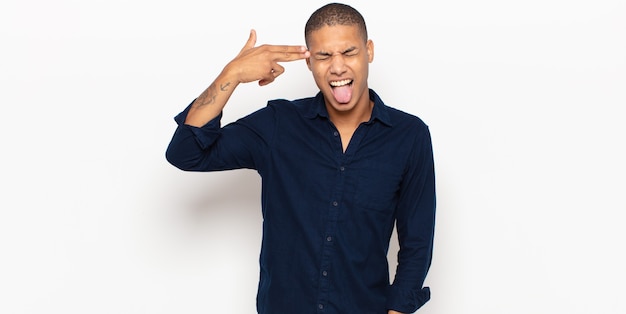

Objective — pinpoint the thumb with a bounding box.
[239,29,257,54]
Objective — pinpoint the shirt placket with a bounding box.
[316,126,351,313]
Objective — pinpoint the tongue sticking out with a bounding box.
[332,85,353,104]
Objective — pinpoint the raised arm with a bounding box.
[184,29,310,127]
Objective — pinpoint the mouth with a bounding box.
[330,79,353,88]
[329,79,354,104]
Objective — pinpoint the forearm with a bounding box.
[388,310,404,314]
[184,68,239,127]
[387,127,436,312]
[181,29,309,127]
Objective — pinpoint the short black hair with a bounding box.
[304,3,368,46]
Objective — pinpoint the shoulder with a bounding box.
[383,105,431,141]
[268,95,317,107]
[266,95,319,118]
[388,106,428,127]
[371,89,429,134]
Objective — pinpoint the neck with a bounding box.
[327,100,373,129]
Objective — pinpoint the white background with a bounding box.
[1,0,625,313]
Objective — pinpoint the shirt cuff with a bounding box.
[173,103,223,150]
[387,286,430,313]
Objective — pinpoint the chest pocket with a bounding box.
[353,160,404,213]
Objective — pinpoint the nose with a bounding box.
[329,54,347,75]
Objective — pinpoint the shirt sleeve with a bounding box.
[386,125,436,313]
[165,101,275,172]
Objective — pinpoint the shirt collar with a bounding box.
[304,89,393,127]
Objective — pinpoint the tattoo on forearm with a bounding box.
[195,84,217,108]
[194,81,232,109]
[220,82,231,91]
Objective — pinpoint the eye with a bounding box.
[314,52,331,61]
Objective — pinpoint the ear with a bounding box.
[306,57,312,71]
[366,39,374,63]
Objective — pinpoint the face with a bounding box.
[306,24,374,116]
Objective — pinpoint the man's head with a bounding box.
[304,3,374,117]
[304,3,368,47]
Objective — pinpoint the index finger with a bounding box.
[268,45,310,62]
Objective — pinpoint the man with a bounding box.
[166,3,436,314]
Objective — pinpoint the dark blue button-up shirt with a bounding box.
[166,89,436,314]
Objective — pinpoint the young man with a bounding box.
[166,3,436,314]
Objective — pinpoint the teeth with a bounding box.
[330,79,352,87]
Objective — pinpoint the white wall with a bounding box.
[1,0,625,313]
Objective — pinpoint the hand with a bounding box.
[225,29,310,86]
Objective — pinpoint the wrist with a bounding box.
[221,62,244,85]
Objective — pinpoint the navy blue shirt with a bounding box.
[166,89,436,314]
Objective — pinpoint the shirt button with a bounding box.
[332,201,338,207]
[339,166,345,171]
[318,304,324,309]
[326,236,332,242]
[322,270,328,276]
[333,131,339,137]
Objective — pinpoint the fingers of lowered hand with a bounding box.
[258,75,275,86]
[271,63,286,76]
[258,64,284,86]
